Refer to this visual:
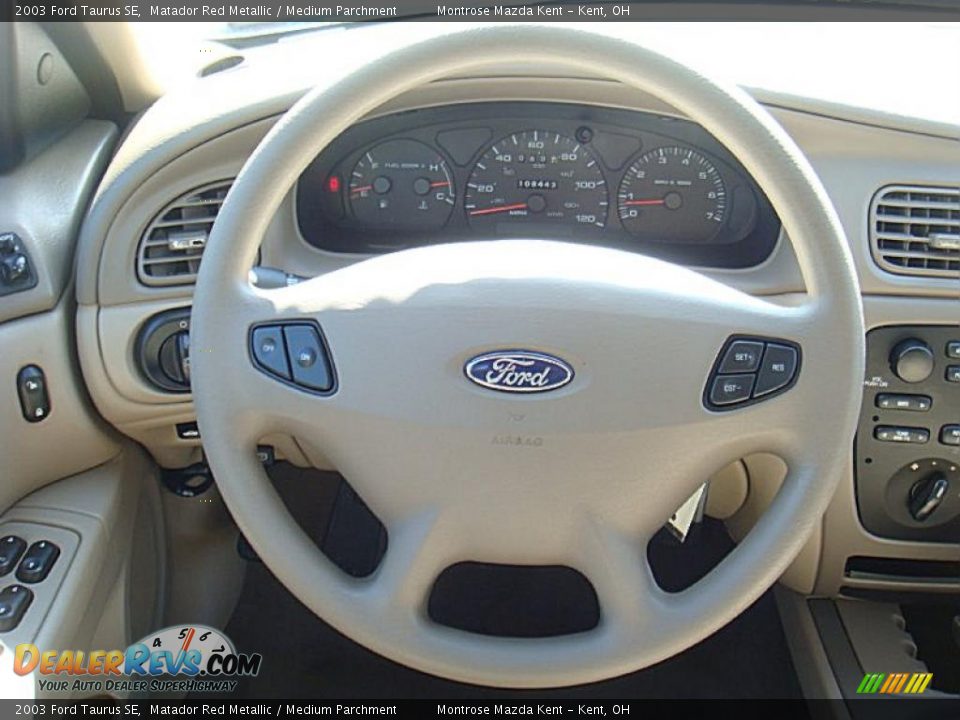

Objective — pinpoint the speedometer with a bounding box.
[464,130,608,228]
[617,146,727,243]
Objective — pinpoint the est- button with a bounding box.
[709,374,755,406]
[252,326,291,380]
[283,325,333,392]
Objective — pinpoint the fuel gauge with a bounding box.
[348,139,455,228]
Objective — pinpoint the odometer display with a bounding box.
[465,130,608,229]
[617,146,727,243]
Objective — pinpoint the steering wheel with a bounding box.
[191,26,864,688]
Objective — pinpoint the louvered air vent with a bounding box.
[871,185,960,278]
[137,181,232,286]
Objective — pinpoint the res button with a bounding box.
[754,344,798,397]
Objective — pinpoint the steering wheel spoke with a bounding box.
[361,509,462,623]
[574,520,668,643]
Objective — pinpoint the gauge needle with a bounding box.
[350,185,373,194]
[430,181,451,188]
[469,202,528,217]
[623,198,666,206]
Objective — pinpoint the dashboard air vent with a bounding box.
[137,181,233,286]
[870,185,960,278]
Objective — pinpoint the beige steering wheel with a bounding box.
[191,25,864,688]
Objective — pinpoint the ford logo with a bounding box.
[464,351,574,394]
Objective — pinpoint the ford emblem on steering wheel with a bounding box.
[464,350,574,394]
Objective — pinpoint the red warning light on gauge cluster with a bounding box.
[326,175,341,193]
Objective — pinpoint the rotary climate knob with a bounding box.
[890,339,934,383]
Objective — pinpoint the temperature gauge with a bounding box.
[348,139,455,229]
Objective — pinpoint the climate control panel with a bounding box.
[855,326,960,543]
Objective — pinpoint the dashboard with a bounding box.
[296,103,779,268]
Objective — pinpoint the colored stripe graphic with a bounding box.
[857,672,932,694]
[916,674,933,693]
[879,674,897,693]
[857,673,885,694]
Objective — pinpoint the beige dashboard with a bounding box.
[73,71,960,599]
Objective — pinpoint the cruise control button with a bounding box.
[709,374,755,406]
[283,325,333,392]
[946,366,960,383]
[0,585,33,632]
[941,425,960,446]
[753,344,798,397]
[946,341,960,359]
[874,426,929,444]
[251,326,291,380]
[875,394,932,412]
[718,341,764,374]
[0,536,26,577]
[15,541,60,584]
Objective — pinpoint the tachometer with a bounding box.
[464,130,608,228]
[348,139,455,228]
[617,146,726,243]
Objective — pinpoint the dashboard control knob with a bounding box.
[891,339,934,383]
[908,472,948,522]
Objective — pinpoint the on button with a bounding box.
[282,325,333,392]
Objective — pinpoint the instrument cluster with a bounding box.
[296,103,780,268]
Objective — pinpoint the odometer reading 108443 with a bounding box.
[617,146,727,243]
[465,130,608,228]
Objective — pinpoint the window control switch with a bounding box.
[0,536,26,577]
[15,541,59,584]
[0,585,33,632]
